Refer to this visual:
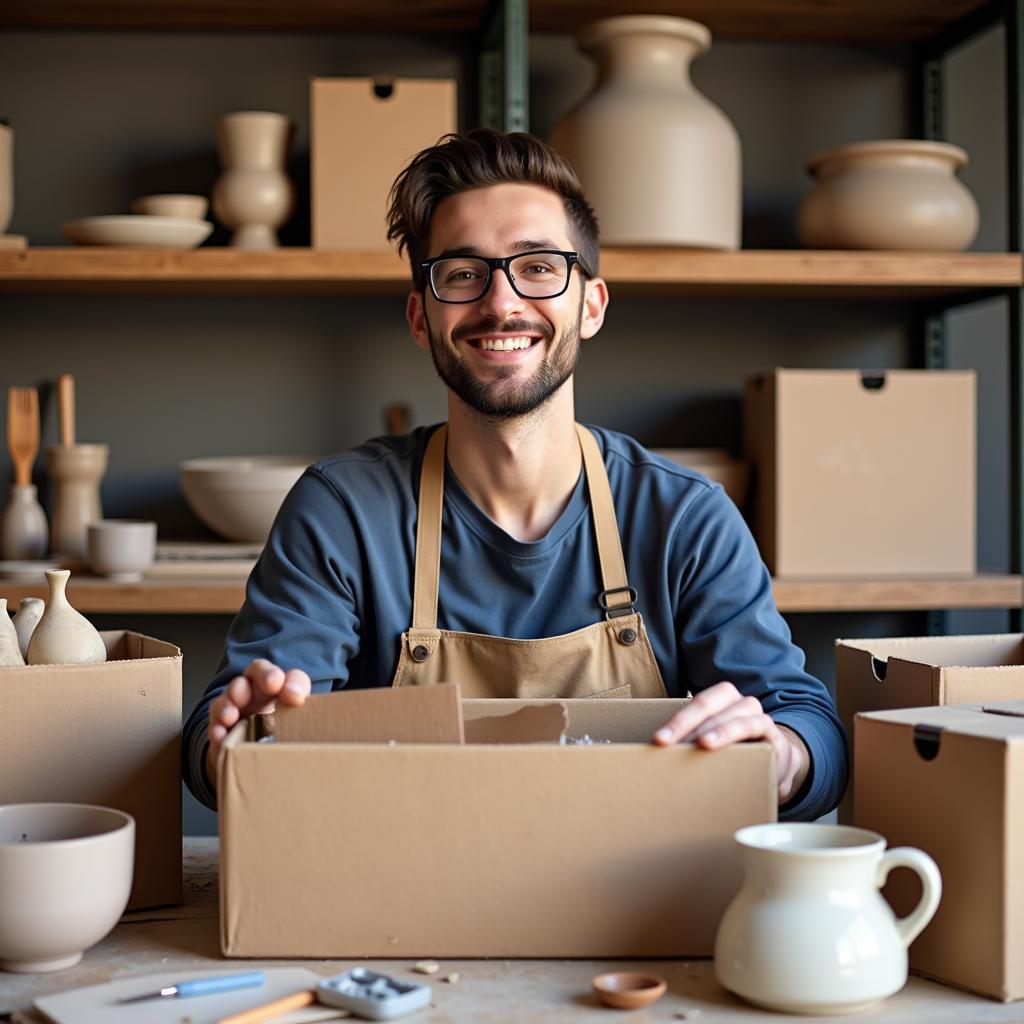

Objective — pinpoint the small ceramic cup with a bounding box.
[86,519,157,582]
[131,193,209,220]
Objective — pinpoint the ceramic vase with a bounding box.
[797,140,980,250]
[26,570,106,665]
[13,597,44,660]
[549,15,741,249]
[212,111,295,249]
[0,598,25,666]
[1,484,49,560]
[0,120,11,235]
[44,443,108,560]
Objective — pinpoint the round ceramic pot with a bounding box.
[797,139,979,250]
[549,15,741,249]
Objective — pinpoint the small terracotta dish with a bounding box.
[592,972,667,1009]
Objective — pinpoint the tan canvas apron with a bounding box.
[391,423,668,699]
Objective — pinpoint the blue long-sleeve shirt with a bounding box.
[183,424,848,819]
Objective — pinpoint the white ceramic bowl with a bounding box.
[179,456,316,542]
[131,193,209,220]
[60,215,213,248]
[87,519,158,581]
[0,803,134,973]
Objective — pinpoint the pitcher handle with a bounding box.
[877,846,943,948]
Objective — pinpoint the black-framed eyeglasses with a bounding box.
[419,249,592,304]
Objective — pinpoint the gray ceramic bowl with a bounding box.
[0,803,134,973]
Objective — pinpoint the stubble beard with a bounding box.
[425,301,584,420]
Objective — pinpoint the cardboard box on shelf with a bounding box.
[0,631,183,910]
[311,77,457,250]
[219,686,776,958]
[855,701,1024,1001]
[744,368,975,578]
[835,634,1024,822]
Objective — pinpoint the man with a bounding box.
[184,129,847,820]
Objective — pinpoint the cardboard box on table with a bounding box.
[0,631,183,910]
[836,634,1024,821]
[744,369,975,577]
[311,77,457,250]
[855,701,1024,1001]
[218,685,776,958]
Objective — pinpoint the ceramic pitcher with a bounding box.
[714,823,941,1015]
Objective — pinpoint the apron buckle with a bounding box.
[598,585,637,620]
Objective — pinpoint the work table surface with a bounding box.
[0,838,1018,1023]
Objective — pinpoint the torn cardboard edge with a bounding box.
[836,633,1024,675]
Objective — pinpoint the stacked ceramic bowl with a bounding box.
[61,193,213,249]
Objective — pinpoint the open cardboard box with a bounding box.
[218,684,776,958]
[855,701,1024,1001]
[0,631,183,910]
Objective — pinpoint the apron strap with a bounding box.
[411,422,635,630]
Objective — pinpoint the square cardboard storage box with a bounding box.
[218,692,776,958]
[855,702,1024,1001]
[744,368,975,577]
[312,77,457,250]
[835,634,1024,821]
[0,631,183,910]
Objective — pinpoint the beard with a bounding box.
[425,301,583,420]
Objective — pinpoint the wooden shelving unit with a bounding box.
[0,248,1019,300]
[0,573,1020,615]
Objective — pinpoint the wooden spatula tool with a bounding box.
[7,385,40,485]
[57,372,75,446]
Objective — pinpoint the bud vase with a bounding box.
[26,569,106,665]
[0,598,25,666]
[13,596,44,660]
[549,15,741,249]
[212,111,295,249]
[1,483,49,560]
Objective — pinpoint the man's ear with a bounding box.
[580,276,609,340]
[406,290,431,351]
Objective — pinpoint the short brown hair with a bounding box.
[386,128,599,290]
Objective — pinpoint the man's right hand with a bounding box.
[205,658,312,787]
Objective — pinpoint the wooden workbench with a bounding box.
[0,837,1019,1023]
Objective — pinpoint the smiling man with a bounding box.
[183,129,847,821]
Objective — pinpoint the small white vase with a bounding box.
[797,139,980,250]
[549,15,741,249]
[0,598,25,666]
[13,596,44,660]
[212,111,295,249]
[1,483,49,560]
[26,570,106,666]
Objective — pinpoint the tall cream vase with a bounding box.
[549,15,741,249]
[212,111,295,249]
[26,570,106,665]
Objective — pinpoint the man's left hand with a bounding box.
[652,681,810,803]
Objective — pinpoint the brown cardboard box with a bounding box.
[311,77,457,250]
[835,634,1024,822]
[219,690,776,958]
[744,369,975,577]
[0,631,183,910]
[855,701,1024,1001]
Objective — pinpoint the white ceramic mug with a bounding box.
[86,519,157,581]
[714,822,941,1015]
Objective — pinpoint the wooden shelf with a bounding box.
[0,248,1018,299]
[1,573,1020,615]
[0,0,991,42]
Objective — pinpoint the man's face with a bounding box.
[407,183,606,420]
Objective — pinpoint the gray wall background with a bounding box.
[0,25,1011,835]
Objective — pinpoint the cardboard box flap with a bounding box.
[463,704,567,744]
[273,684,464,744]
[837,633,1024,670]
[857,702,1024,741]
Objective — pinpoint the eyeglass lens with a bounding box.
[430,253,571,301]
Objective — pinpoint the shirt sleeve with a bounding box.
[672,485,849,822]
[182,468,362,810]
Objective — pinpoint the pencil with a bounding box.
[214,988,317,1024]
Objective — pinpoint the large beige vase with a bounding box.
[549,15,741,250]
[797,139,979,250]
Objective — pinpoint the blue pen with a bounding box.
[119,971,266,1004]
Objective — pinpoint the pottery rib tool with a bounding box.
[57,373,75,446]
[7,386,40,485]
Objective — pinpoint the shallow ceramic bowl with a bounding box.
[131,193,209,219]
[592,972,667,1009]
[60,215,212,248]
[179,455,316,542]
[651,448,751,509]
[0,803,134,973]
